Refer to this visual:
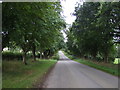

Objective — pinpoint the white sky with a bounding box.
[60,0,83,42]
[61,0,83,25]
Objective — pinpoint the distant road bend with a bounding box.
[43,51,119,88]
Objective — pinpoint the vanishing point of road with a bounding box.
[43,51,119,88]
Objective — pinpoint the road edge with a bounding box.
[33,61,58,88]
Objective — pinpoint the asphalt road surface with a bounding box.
[43,51,119,88]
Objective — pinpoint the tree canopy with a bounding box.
[66,2,120,62]
[2,2,66,64]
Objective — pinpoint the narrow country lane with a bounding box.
[43,51,119,88]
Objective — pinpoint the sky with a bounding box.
[61,0,81,25]
[60,0,83,42]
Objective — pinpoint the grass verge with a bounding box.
[3,59,57,88]
[63,51,119,76]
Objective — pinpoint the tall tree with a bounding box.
[67,2,119,62]
[2,2,66,64]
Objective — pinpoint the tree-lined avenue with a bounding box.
[43,51,118,88]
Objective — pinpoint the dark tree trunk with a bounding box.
[104,52,108,63]
[23,51,27,65]
[43,50,49,59]
[32,44,36,61]
[47,49,51,58]
[92,52,97,60]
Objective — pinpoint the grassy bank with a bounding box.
[3,59,57,88]
[63,51,119,76]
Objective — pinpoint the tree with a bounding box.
[67,2,119,62]
[2,2,66,64]
[67,2,101,58]
[97,2,120,62]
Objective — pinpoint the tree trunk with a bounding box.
[32,44,36,61]
[43,50,48,59]
[92,53,97,60]
[40,51,42,59]
[104,52,108,63]
[23,51,27,65]
[47,49,51,58]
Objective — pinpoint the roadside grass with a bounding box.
[3,59,57,88]
[63,51,119,76]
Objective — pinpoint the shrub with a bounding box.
[2,52,23,60]
[51,53,59,60]
[114,58,120,64]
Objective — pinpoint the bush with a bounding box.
[2,52,23,60]
[114,58,120,64]
[51,52,59,60]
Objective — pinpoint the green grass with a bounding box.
[3,59,57,88]
[74,59,119,76]
[63,51,119,76]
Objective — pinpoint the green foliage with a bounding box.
[64,52,119,76]
[74,59,119,76]
[116,44,120,58]
[66,2,119,62]
[63,51,77,60]
[114,58,120,64]
[2,2,66,64]
[2,52,23,60]
[2,51,33,61]
[51,52,59,60]
[3,60,57,88]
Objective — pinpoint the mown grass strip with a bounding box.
[74,59,119,76]
[63,51,119,76]
[3,59,57,88]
